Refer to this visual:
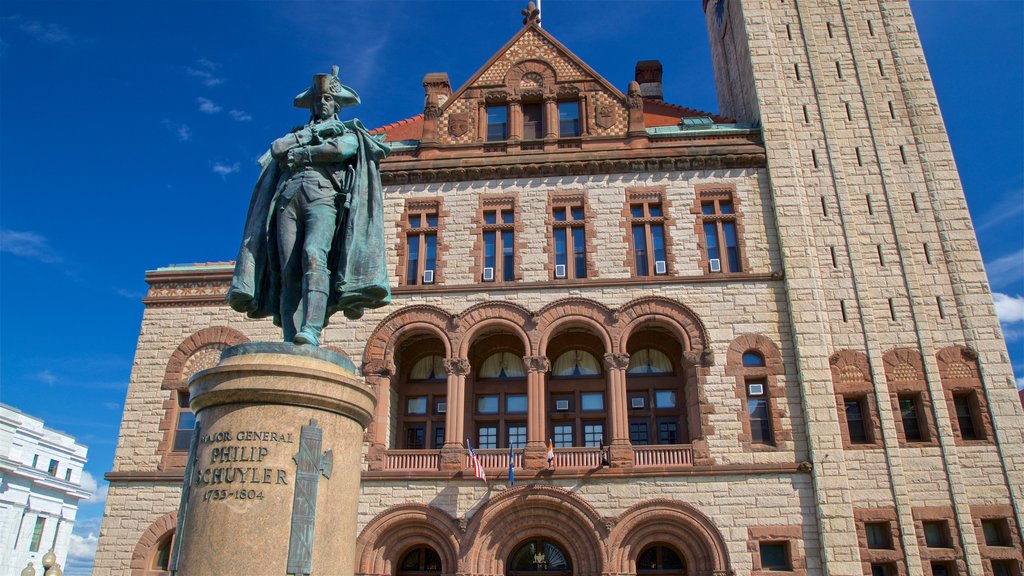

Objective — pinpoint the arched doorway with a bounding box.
[507,538,573,576]
[636,543,686,575]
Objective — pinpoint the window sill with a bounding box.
[391,271,782,295]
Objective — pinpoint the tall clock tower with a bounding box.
[704,1,1024,575]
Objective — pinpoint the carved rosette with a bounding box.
[443,358,471,376]
[603,353,630,371]
[523,355,550,373]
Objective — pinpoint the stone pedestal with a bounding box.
[171,343,374,576]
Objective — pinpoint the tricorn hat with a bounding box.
[293,65,361,110]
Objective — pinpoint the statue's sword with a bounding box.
[286,419,333,576]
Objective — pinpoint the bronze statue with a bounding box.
[228,67,391,346]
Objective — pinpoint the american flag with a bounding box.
[466,440,486,481]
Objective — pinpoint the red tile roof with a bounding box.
[369,100,731,142]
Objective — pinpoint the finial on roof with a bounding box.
[522,1,540,27]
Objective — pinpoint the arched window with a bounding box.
[151,531,174,574]
[398,545,442,575]
[507,538,572,575]
[636,544,686,574]
[627,348,673,374]
[410,355,446,381]
[479,352,526,379]
[551,350,601,376]
[742,351,765,367]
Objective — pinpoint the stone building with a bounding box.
[95,1,1024,575]
[1,404,90,576]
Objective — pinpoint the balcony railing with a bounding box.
[552,446,604,469]
[633,444,693,467]
[468,448,524,470]
[383,449,440,471]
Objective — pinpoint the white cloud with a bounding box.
[79,471,109,505]
[67,531,98,565]
[33,369,57,385]
[212,161,240,177]
[977,189,1024,231]
[994,293,1024,324]
[0,229,61,263]
[229,109,252,122]
[185,58,224,86]
[12,17,77,45]
[986,249,1024,291]
[160,119,191,142]
[197,97,222,114]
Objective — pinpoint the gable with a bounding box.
[437,24,629,145]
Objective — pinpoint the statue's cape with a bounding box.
[226,119,391,325]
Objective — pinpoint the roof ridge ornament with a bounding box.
[522,1,540,27]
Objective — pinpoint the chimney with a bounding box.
[634,60,663,101]
[420,72,452,147]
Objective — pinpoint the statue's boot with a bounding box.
[294,271,329,346]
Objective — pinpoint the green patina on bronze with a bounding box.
[227,66,391,347]
[286,419,333,576]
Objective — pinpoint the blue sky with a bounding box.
[0,1,1021,574]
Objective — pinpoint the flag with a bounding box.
[467,439,486,482]
[508,443,515,486]
[546,438,555,469]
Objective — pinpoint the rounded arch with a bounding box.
[455,302,534,357]
[462,485,607,576]
[534,298,614,356]
[355,504,460,576]
[828,350,872,386]
[363,305,454,366]
[882,347,925,383]
[129,510,177,576]
[162,326,249,388]
[725,333,784,376]
[505,59,558,91]
[608,500,731,575]
[615,297,708,354]
[936,345,980,382]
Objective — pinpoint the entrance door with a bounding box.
[507,538,572,576]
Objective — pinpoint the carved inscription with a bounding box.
[192,429,294,503]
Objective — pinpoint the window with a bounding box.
[992,561,1018,576]
[398,545,442,574]
[699,191,741,273]
[481,204,516,282]
[403,205,439,285]
[626,345,686,446]
[522,102,543,140]
[153,533,173,571]
[474,352,527,450]
[552,350,600,376]
[898,395,925,442]
[748,379,773,445]
[871,564,896,576]
[629,196,667,277]
[657,419,679,445]
[931,562,955,576]
[478,426,498,449]
[743,352,766,367]
[845,397,870,444]
[64,469,72,482]
[508,424,527,449]
[405,425,426,449]
[923,521,950,548]
[553,424,573,448]
[581,393,604,411]
[173,391,195,451]
[433,426,445,450]
[407,396,428,415]
[551,203,587,279]
[508,539,571,572]
[865,522,892,549]
[478,352,525,379]
[47,459,58,476]
[506,394,528,413]
[981,518,1011,546]
[558,101,580,137]
[583,422,604,447]
[759,542,790,571]
[487,105,507,141]
[29,517,46,552]
[628,349,673,374]
[398,353,447,450]
[636,544,686,573]
[629,420,649,445]
[953,393,980,440]
[32,454,38,468]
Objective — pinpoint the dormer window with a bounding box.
[487,105,507,141]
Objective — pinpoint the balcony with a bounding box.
[379,444,694,473]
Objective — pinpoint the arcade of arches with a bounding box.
[361,297,720,471]
[355,486,732,576]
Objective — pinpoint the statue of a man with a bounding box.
[227,67,391,346]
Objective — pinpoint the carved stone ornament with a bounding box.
[424,103,441,121]
[484,90,511,104]
[361,360,395,378]
[523,356,551,373]
[603,353,631,371]
[627,81,643,110]
[443,358,471,376]
[594,103,615,129]
[682,348,714,367]
[448,112,471,137]
[961,348,979,362]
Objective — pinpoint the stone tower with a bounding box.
[704,1,1023,575]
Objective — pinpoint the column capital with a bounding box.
[361,359,395,378]
[603,352,630,371]
[523,355,550,373]
[682,348,715,368]
[443,357,471,376]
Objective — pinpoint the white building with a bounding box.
[0,404,89,576]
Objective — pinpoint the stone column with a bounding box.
[361,360,395,472]
[544,95,559,140]
[523,355,550,469]
[682,348,714,466]
[603,353,633,468]
[171,343,375,576]
[477,101,487,142]
[440,358,470,471]
[508,98,522,143]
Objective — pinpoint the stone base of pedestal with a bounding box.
[172,343,374,576]
[609,441,634,469]
[523,442,548,470]
[440,444,465,471]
